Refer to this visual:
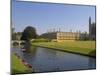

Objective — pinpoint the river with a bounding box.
[12,46,96,73]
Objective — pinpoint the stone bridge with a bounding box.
[12,40,26,47]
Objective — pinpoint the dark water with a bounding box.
[12,46,96,73]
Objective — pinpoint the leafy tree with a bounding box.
[21,26,37,41]
[12,33,17,40]
[12,32,22,40]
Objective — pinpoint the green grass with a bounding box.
[32,41,96,57]
[11,54,32,75]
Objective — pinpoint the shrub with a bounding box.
[33,38,51,42]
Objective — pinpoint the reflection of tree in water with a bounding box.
[88,50,96,69]
[43,48,57,56]
[22,41,37,66]
[23,41,37,53]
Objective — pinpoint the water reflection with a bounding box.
[12,44,96,73]
[88,57,96,69]
[22,41,37,65]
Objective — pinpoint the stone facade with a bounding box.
[89,17,96,40]
[40,32,80,42]
[57,32,80,42]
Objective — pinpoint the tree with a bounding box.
[12,33,17,40]
[21,26,37,41]
[12,32,22,40]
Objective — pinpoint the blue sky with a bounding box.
[12,0,96,35]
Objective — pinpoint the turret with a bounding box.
[89,17,91,39]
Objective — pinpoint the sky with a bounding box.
[12,0,96,35]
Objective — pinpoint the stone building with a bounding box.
[40,17,96,42]
[89,17,96,40]
[57,32,80,42]
[40,31,80,42]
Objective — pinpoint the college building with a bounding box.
[89,17,96,40]
[57,32,80,42]
[40,17,96,42]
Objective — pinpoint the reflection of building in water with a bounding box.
[88,57,96,69]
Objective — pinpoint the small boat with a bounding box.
[21,48,26,52]
[22,59,28,65]
[21,45,26,52]
[27,64,32,69]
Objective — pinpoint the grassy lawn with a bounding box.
[32,41,96,57]
[11,54,32,75]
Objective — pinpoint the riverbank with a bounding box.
[32,41,96,57]
[11,54,32,75]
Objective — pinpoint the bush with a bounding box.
[33,38,51,42]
